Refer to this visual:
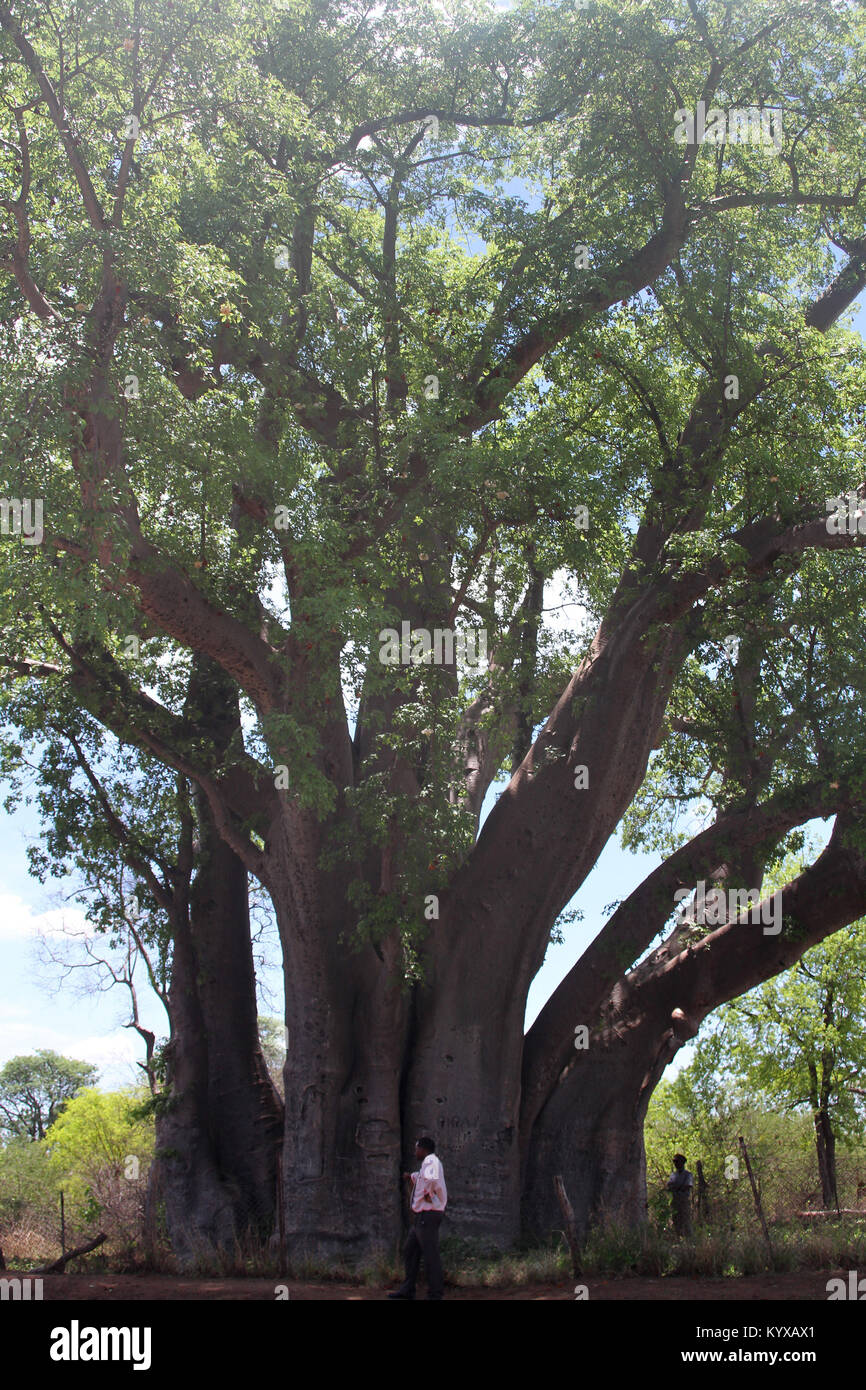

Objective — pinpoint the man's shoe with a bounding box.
[387,1290,414,1300]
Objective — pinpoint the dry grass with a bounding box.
[1,1220,59,1266]
[576,1215,866,1279]
[6,1206,865,1285]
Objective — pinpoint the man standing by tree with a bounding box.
[388,1139,447,1301]
[666,1153,694,1237]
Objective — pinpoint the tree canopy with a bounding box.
[0,1050,99,1142]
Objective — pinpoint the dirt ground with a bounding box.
[34,1270,840,1300]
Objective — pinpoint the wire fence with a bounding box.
[647,1136,866,1232]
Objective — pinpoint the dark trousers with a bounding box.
[398,1211,444,1299]
[672,1193,693,1237]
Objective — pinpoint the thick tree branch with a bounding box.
[632,812,866,1045]
[520,774,862,1142]
[0,5,108,229]
[0,107,61,318]
[524,813,866,1194]
[31,619,272,869]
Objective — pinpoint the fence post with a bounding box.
[739,1136,773,1260]
[276,1169,287,1275]
[553,1175,581,1277]
[696,1159,710,1224]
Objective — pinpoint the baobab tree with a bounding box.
[2,0,866,1259]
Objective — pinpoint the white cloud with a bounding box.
[544,568,590,642]
[0,893,93,942]
[69,1031,143,1079]
[0,1020,144,1087]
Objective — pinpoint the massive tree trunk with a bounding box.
[156,883,249,1264]
[157,836,285,1264]
[521,1014,672,1243]
[402,600,688,1247]
[268,814,408,1260]
[157,660,284,1263]
[402,946,526,1245]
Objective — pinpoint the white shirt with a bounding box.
[411,1154,447,1212]
[667,1170,693,1192]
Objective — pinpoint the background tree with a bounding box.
[687,919,866,1209]
[43,1084,154,1253]
[258,1016,287,1099]
[0,1050,98,1142]
[2,0,866,1261]
[0,1133,54,1225]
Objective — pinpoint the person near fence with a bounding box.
[388,1137,447,1300]
[666,1152,694,1237]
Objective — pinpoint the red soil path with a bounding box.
[35,1270,839,1300]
